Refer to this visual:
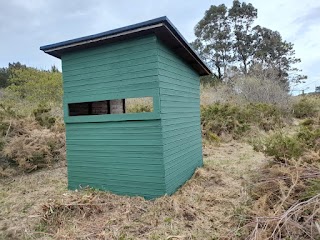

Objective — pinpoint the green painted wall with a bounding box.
[61,34,202,199]
[157,40,203,195]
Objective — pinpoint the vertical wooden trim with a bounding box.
[88,102,92,115]
[107,100,111,114]
[122,99,126,113]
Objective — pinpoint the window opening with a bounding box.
[68,97,153,116]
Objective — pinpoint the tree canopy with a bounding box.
[192,0,306,87]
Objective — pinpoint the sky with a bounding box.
[1,0,319,93]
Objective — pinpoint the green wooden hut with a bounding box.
[40,17,211,199]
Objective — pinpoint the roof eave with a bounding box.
[40,17,211,76]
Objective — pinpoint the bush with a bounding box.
[125,97,153,113]
[0,65,65,177]
[255,132,305,161]
[206,132,221,143]
[126,104,152,113]
[299,118,315,126]
[247,103,285,131]
[201,102,286,140]
[2,119,65,173]
[293,97,318,118]
[7,66,62,104]
[255,122,320,162]
[234,76,292,110]
[201,103,250,140]
[246,121,320,238]
[296,126,320,151]
[33,104,56,128]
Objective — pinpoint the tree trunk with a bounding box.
[243,58,248,75]
[216,65,222,79]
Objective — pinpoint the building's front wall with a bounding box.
[62,35,166,199]
[156,39,203,195]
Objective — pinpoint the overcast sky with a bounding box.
[1,0,319,93]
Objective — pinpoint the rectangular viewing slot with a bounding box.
[68,97,153,116]
[125,97,153,113]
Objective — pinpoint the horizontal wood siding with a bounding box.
[157,39,203,195]
[62,35,165,199]
[62,36,159,99]
[66,121,165,198]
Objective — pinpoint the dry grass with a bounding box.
[0,119,65,176]
[247,194,320,240]
[0,164,67,239]
[242,116,320,239]
[242,157,320,239]
[0,142,265,240]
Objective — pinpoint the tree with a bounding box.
[251,25,306,88]
[193,4,232,80]
[193,0,306,87]
[229,0,257,74]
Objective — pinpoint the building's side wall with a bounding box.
[156,39,203,195]
[62,35,166,199]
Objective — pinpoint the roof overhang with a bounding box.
[40,16,211,76]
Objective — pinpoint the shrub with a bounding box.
[297,126,320,151]
[252,110,320,160]
[2,119,65,172]
[33,104,56,128]
[0,121,10,137]
[247,103,285,131]
[125,97,153,113]
[293,97,318,118]
[258,132,305,161]
[0,65,65,176]
[126,104,153,113]
[247,124,320,238]
[0,102,21,137]
[303,179,320,200]
[255,123,320,162]
[201,102,286,140]
[234,76,292,110]
[7,66,62,104]
[201,103,250,140]
[299,118,315,126]
[207,132,221,143]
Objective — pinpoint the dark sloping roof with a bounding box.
[40,16,211,76]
